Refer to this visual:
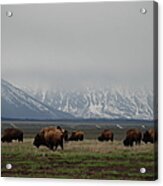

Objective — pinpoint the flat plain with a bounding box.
[1,121,157,180]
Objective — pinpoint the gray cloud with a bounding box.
[2,2,154,90]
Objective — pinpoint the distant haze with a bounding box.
[1,2,154,91]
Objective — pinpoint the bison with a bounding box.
[142,128,158,144]
[69,130,84,141]
[33,127,64,150]
[1,128,23,143]
[98,129,114,142]
[123,128,142,147]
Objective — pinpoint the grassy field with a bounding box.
[1,120,157,180]
[1,139,157,180]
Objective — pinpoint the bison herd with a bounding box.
[1,126,157,150]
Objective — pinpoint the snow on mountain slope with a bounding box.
[26,86,154,120]
[1,79,73,120]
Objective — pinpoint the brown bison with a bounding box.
[39,126,68,142]
[142,128,158,144]
[69,130,84,141]
[33,127,64,150]
[123,128,142,147]
[1,128,23,143]
[98,129,114,142]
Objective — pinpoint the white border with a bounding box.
[0,0,157,4]
[0,0,162,186]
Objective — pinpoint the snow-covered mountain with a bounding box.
[1,79,73,120]
[26,86,154,120]
[1,79,155,120]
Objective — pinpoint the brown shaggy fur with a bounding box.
[143,128,158,144]
[98,129,114,142]
[69,130,84,141]
[44,129,64,150]
[1,128,23,143]
[123,128,142,146]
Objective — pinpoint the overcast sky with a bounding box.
[1,2,154,90]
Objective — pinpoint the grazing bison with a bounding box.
[123,128,142,147]
[98,129,114,142]
[69,130,84,141]
[142,128,158,144]
[1,128,23,143]
[33,127,64,150]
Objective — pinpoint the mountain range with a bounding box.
[1,79,154,120]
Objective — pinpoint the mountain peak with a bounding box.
[1,79,74,120]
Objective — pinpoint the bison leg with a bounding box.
[111,136,114,142]
[80,136,84,141]
[135,139,141,145]
[129,139,133,147]
[59,140,64,150]
[18,138,23,142]
[54,144,58,151]
[7,139,12,143]
[20,134,23,142]
[48,142,54,151]
[49,145,54,151]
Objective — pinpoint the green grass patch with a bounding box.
[1,139,156,180]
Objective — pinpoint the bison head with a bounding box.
[33,134,45,148]
[1,136,5,142]
[123,138,130,146]
[63,130,69,142]
[123,137,134,147]
[98,136,104,141]
[57,126,62,131]
[68,136,74,141]
[1,136,12,143]
[142,131,152,143]
[68,131,75,141]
